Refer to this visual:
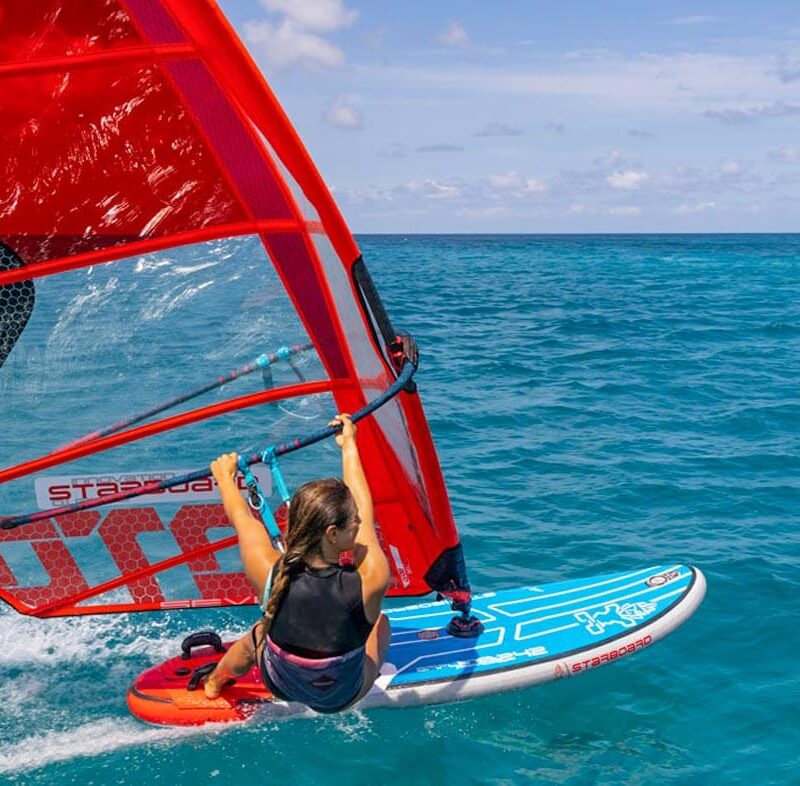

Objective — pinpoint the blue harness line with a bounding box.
[238,453,285,551]
[262,446,292,507]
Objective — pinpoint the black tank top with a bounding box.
[269,563,373,658]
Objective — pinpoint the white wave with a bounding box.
[167,260,222,276]
[134,255,173,273]
[140,280,214,320]
[0,611,263,770]
[49,277,121,343]
[203,317,283,362]
[0,608,250,668]
[0,718,200,774]
[3,678,49,720]
[0,610,171,666]
[330,708,373,740]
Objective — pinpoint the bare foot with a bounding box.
[203,669,232,699]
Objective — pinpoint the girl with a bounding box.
[203,414,391,713]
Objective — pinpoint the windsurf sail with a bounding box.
[0,0,472,619]
[0,242,35,370]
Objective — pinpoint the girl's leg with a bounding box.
[204,622,262,699]
[349,614,391,706]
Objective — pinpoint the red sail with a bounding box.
[0,0,462,617]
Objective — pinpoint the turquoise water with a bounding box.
[1,234,798,784]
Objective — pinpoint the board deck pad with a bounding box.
[128,564,705,725]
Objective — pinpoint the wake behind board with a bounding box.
[128,564,705,725]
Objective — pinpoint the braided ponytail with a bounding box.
[261,478,357,634]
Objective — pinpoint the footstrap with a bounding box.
[187,662,218,692]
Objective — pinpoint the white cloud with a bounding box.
[568,203,591,215]
[655,160,762,195]
[705,102,800,125]
[335,154,779,229]
[339,171,550,218]
[488,172,524,189]
[324,95,363,129]
[487,171,547,194]
[355,51,787,113]
[671,201,716,214]
[769,145,800,163]
[377,143,407,159]
[774,56,800,84]
[437,21,471,48]
[259,0,358,33]
[719,159,742,175]
[244,0,357,72]
[404,179,463,200]
[459,205,509,219]
[543,120,566,135]
[567,203,640,217]
[594,149,625,167]
[475,122,524,137]
[417,143,464,153]
[524,178,548,193]
[665,15,717,26]
[607,170,649,190]
[244,19,345,71]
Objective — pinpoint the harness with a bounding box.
[257,563,366,713]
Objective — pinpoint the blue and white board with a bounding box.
[127,564,705,724]
[365,564,705,709]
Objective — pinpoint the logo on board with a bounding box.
[574,601,657,635]
[646,569,680,587]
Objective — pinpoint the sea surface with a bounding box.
[1,234,798,784]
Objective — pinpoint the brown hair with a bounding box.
[262,478,357,634]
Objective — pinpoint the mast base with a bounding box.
[447,614,484,638]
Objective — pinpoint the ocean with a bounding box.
[1,234,797,784]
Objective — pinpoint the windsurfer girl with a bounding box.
[203,414,392,713]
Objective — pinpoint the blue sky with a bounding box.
[218,0,800,233]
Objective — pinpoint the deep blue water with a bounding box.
[1,234,798,784]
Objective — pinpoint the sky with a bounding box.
[217,0,800,233]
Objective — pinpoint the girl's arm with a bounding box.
[210,452,281,595]
[334,416,391,607]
